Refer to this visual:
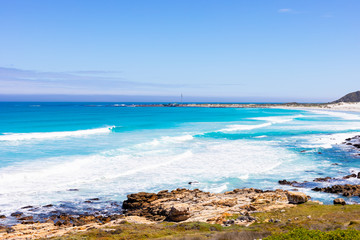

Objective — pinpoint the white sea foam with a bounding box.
[250,114,304,123]
[0,137,296,215]
[136,134,194,148]
[220,114,302,132]
[220,123,272,132]
[0,126,114,141]
[254,135,267,138]
[309,110,360,120]
[297,132,360,149]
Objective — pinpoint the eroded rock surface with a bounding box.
[286,191,308,204]
[122,188,304,223]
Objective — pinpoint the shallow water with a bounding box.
[1,102,360,224]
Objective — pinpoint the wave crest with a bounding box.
[0,126,115,141]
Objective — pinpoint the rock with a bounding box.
[166,204,190,222]
[286,191,308,204]
[122,192,158,210]
[313,177,332,182]
[18,216,33,221]
[43,204,54,208]
[343,174,357,179]
[358,172,360,179]
[0,215,5,218]
[122,188,291,223]
[312,184,360,197]
[278,180,298,186]
[188,181,199,185]
[21,205,33,209]
[6,227,15,233]
[333,198,346,205]
[10,212,23,218]
[237,215,256,222]
[67,189,79,191]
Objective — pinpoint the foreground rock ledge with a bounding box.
[0,188,308,240]
[122,188,308,224]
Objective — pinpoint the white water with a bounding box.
[0,126,114,141]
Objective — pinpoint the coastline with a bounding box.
[1,103,360,239]
[135,102,360,113]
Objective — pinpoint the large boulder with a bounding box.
[333,198,346,205]
[286,191,308,204]
[166,204,191,222]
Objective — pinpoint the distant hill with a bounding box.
[333,91,360,103]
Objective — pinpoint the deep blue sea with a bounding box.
[1,102,360,224]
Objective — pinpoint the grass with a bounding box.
[50,202,360,240]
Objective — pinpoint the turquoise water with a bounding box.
[1,102,360,223]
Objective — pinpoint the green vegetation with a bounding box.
[52,202,360,240]
[265,228,360,240]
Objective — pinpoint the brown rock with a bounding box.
[122,188,292,224]
[313,177,333,182]
[286,191,308,204]
[18,216,33,221]
[343,174,357,179]
[333,198,346,205]
[278,180,298,186]
[10,212,23,218]
[312,184,360,197]
[166,204,190,222]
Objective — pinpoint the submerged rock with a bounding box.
[313,177,333,182]
[278,180,298,186]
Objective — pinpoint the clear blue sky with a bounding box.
[0,0,359,102]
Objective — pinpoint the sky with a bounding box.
[0,0,359,102]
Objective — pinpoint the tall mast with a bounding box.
[181,93,183,104]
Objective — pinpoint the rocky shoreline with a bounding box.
[0,188,309,239]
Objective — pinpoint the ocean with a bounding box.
[1,102,360,224]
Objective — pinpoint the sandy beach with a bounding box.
[275,102,360,112]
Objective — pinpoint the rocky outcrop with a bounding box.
[333,91,360,103]
[122,188,306,224]
[278,180,299,186]
[312,184,360,197]
[343,136,360,153]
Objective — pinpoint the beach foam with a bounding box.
[297,132,360,149]
[0,126,114,141]
[309,110,360,120]
[0,137,297,215]
[220,114,302,132]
